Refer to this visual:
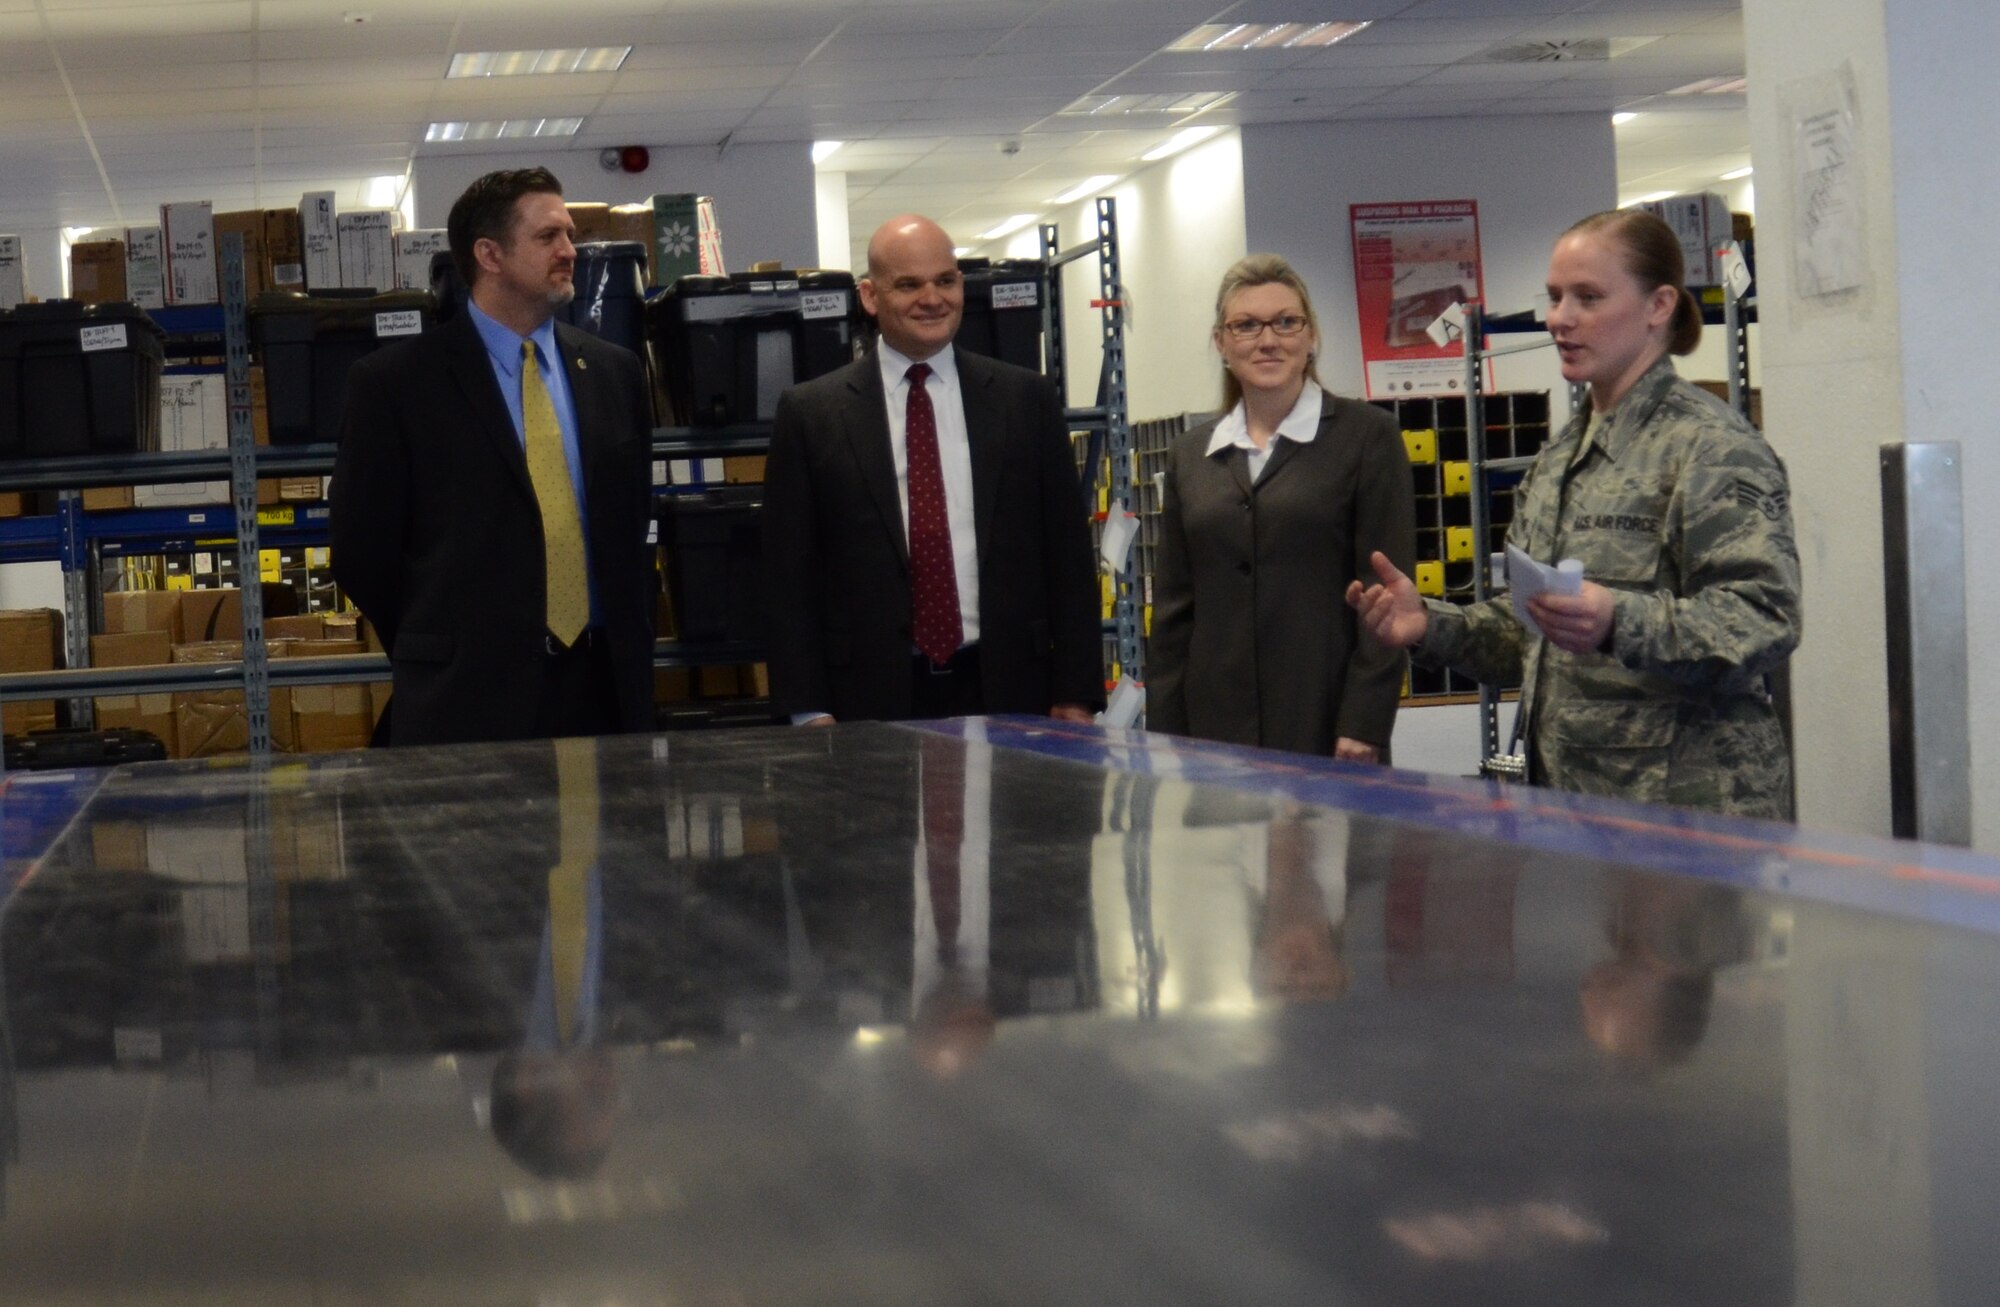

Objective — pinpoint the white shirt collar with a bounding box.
[1207,381,1324,457]
[877,338,960,392]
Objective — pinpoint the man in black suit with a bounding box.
[761,214,1102,724]
[331,168,656,745]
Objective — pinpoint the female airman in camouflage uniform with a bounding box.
[1347,209,1802,820]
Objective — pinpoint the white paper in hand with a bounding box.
[1505,544,1583,638]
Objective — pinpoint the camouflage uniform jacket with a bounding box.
[1416,356,1802,819]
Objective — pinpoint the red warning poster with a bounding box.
[1349,200,1485,400]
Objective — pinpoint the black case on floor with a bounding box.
[4,727,169,771]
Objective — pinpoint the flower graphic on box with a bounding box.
[661,222,696,257]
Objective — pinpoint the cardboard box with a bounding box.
[135,374,229,508]
[162,201,219,305]
[283,637,372,753]
[1636,191,1733,288]
[82,485,134,511]
[300,191,339,290]
[90,629,177,756]
[124,225,166,310]
[567,203,612,241]
[0,235,24,309]
[722,456,766,483]
[394,229,448,292]
[179,584,298,644]
[171,640,246,757]
[279,476,324,503]
[0,608,64,735]
[264,208,305,291]
[103,590,183,639]
[69,239,127,304]
[0,492,26,518]
[336,209,397,293]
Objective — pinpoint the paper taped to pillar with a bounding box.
[1348,201,1486,401]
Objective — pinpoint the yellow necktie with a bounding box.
[522,340,590,647]
[548,737,602,1046]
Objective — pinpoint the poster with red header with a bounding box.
[1349,200,1485,400]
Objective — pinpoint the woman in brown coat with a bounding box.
[1148,254,1416,759]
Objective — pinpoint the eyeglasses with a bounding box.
[1220,314,1309,340]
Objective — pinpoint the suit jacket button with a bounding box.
[1239,499,1251,510]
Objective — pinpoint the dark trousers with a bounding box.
[909,645,984,720]
[534,630,622,738]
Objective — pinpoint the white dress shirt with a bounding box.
[1206,381,1324,483]
[877,339,981,644]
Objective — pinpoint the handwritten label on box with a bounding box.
[375,310,423,338]
[800,290,848,320]
[80,323,129,352]
[991,281,1039,309]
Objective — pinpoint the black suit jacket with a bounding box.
[760,347,1103,721]
[1148,398,1415,755]
[330,311,657,745]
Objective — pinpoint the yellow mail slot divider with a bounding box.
[1402,429,1438,465]
[1442,461,1472,496]
[1446,526,1475,562]
[1414,561,1445,597]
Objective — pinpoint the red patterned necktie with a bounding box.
[904,362,963,665]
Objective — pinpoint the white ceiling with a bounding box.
[0,0,1749,251]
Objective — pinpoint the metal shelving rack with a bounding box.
[1041,196,1137,691]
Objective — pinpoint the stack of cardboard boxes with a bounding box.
[63,589,385,758]
[0,608,63,735]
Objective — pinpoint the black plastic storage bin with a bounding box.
[956,258,1045,374]
[0,300,164,459]
[249,289,436,445]
[429,250,467,325]
[646,271,861,426]
[660,486,763,645]
[562,241,649,359]
[3,727,168,771]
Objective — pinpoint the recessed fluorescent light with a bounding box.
[362,174,403,208]
[1140,125,1220,162]
[1612,111,1638,125]
[977,214,1041,241]
[1061,91,1236,118]
[1719,166,1754,180]
[1052,175,1120,205]
[811,140,845,164]
[448,47,630,78]
[952,247,971,257]
[1623,190,1677,207]
[1168,20,1370,52]
[1667,75,1747,96]
[424,118,584,143]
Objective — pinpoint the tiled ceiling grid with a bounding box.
[0,0,1749,264]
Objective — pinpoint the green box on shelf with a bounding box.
[648,193,723,283]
